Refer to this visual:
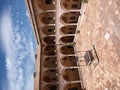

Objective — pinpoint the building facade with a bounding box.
[26,0,84,90]
[26,0,120,90]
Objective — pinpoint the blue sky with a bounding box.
[0,0,36,90]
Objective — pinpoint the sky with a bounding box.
[0,0,36,90]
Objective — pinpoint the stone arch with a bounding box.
[61,0,82,10]
[64,83,82,90]
[62,68,80,81]
[43,36,55,44]
[40,12,55,24]
[43,57,57,68]
[43,69,58,83]
[35,0,55,10]
[60,25,77,35]
[60,36,74,43]
[44,84,58,90]
[61,56,77,67]
[61,12,80,24]
[44,45,56,56]
[60,45,74,54]
[42,26,55,35]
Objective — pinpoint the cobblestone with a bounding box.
[76,0,120,90]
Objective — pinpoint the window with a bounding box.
[73,0,79,1]
[69,27,73,30]
[50,86,57,90]
[71,4,78,9]
[49,52,56,55]
[68,32,73,34]
[52,60,55,63]
[48,17,52,20]
[50,69,56,72]
[66,0,70,2]
[68,87,78,90]
[52,78,57,81]
[45,0,52,4]
[48,29,53,32]
[70,16,76,20]
[67,46,73,48]
[71,68,75,71]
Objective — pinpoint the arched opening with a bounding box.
[43,69,58,83]
[44,84,58,90]
[44,57,57,68]
[61,12,80,24]
[43,36,55,44]
[61,0,82,10]
[61,56,77,67]
[44,45,56,56]
[42,26,55,35]
[36,0,55,10]
[64,83,83,90]
[40,12,55,24]
[62,68,80,81]
[61,45,74,54]
[60,36,74,43]
[60,25,77,34]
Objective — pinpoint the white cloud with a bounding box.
[26,10,30,18]
[0,8,35,90]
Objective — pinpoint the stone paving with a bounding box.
[75,0,120,90]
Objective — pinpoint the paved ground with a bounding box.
[75,0,120,90]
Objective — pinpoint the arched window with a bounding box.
[44,45,56,56]
[61,0,82,10]
[42,26,55,35]
[44,84,58,90]
[44,57,57,68]
[61,12,80,24]
[60,36,74,43]
[62,68,80,81]
[61,45,74,54]
[43,69,58,83]
[60,25,76,34]
[40,12,55,24]
[36,0,55,10]
[61,56,77,67]
[43,36,55,44]
[64,83,82,90]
